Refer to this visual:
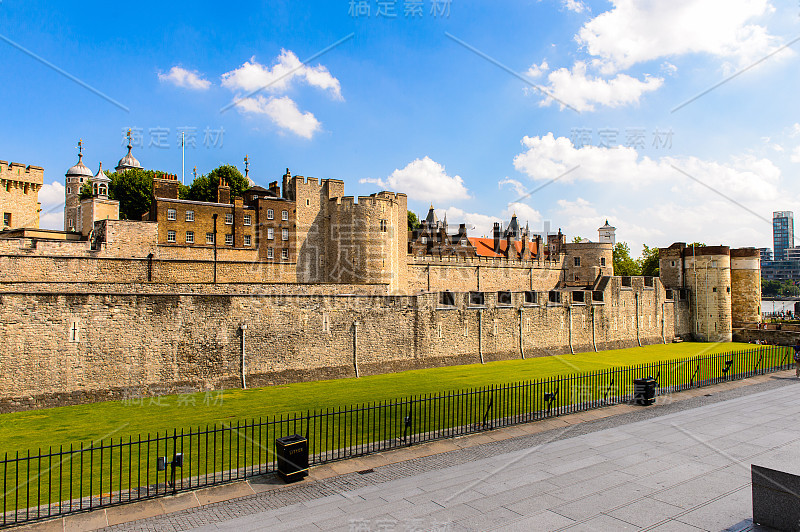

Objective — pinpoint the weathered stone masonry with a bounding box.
[0,276,690,411]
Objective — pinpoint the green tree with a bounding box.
[613,242,641,276]
[639,244,660,277]
[572,236,583,243]
[106,169,157,220]
[762,279,781,297]
[408,211,420,231]
[186,165,249,202]
[78,181,93,200]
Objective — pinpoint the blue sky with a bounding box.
[2,0,799,255]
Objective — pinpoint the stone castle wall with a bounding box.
[406,255,566,293]
[0,161,43,230]
[0,276,691,411]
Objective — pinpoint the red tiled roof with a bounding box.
[468,237,538,258]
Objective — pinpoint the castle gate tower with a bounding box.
[730,247,761,327]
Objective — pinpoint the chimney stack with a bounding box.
[217,177,231,204]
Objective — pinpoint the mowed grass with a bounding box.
[0,342,761,454]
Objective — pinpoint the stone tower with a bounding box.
[64,140,94,232]
[662,244,733,342]
[730,248,761,326]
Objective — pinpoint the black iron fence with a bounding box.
[1,345,791,527]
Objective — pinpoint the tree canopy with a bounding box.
[612,242,640,276]
[186,165,248,203]
[762,279,799,297]
[408,211,420,232]
[106,169,158,220]
[640,244,660,277]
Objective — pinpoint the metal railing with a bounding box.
[0,345,791,527]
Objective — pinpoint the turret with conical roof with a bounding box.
[90,162,110,198]
[424,205,439,229]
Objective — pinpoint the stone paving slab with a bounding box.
[13,370,800,531]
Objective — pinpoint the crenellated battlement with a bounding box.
[409,253,565,268]
[329,193,403,212]
[0,160,44,185]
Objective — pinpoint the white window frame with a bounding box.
[267,227,274,240]
[243,214,251,226]
[243,235,251,246]
[167,209,177,221]
[206,232,214,244]
[185,210,194,222]
[225,213,233,225]
[186,231,194,244]
[225,234,233,246]
[281,248,289,260]
[267,209,274,220]
[282,210,288,221]
[282,228,289,241]
[267,247,274,259]
[167,230,176,243]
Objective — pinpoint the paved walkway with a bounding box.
[90,373,800,532]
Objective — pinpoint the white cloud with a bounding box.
[660,61,678,75]
[235,95,321,139]
[577,0,781,74]
[221,50,342,139]
[37,181,65,230]
[498,177,527,197]
[792,123,800,138]
[513,133,781,200]
[539,62,663,112]
[221,50,342,100]
[512,133,789,252]
[158,66,211,90]
[503,203,542,226]
[562,0,587,13]
[39,181,64,206]
[525,59,549,79]
[360,157,470,203]
[791,146,800,163]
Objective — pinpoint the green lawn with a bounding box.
[0,342,762,454]
[0,341,786,513]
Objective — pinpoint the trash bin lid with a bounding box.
[277,434,306,444]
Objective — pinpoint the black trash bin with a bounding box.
[633,377,656,406]
[276,434,309,482]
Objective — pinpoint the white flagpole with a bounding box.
[181,131,185,185]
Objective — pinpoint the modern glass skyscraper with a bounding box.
[773,211,794,261]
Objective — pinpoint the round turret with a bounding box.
[683,245,732,342]
[730,248,761,326]
[64,140,92,231]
